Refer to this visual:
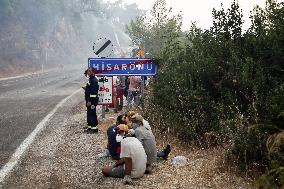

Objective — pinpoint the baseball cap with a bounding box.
[117,124,129,132]
[127,111,136,117]
[130,114,143,122]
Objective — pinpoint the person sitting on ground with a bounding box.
[130,114,157,174]
[107,115,127,160]
[102,124,147,185]
[130,114,172,160]
[123,111,171,160]
[122,111,136,128]
[124,111,152,131]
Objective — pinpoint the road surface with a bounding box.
[0,65,86,168]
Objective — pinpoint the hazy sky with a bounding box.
[105,0,284,30]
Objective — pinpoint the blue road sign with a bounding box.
[88,58,157,76]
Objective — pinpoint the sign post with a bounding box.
[88,58,157,113]
[97,76,113,121]
[88,58,157,76]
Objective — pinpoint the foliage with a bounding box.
[126,0,182,55]
[127,0,284,187]
[0,0,143,76]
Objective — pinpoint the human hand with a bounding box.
[86,101,91,107]
[128,129,135,136]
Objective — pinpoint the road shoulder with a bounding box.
[1,93,253,189]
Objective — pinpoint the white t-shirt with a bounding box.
[120,137,147,178]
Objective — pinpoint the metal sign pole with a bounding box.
[141,76,145,113]
[102,105,105,122]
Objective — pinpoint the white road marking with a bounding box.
[0,69,53,82]
[0,88,82,184]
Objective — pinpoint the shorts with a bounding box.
[108,165,125,178]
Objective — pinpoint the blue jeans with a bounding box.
[126,90,139,111]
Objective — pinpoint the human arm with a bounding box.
[123,157,133,185]
[86,101,91,107]
[134,129,144,143]
[124,157,132,175]
[114,158,125,167]
[89,78,99,104]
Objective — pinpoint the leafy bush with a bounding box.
[127,0,284,187]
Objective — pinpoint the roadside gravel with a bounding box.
[1,93,254,189]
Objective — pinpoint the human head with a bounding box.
[84,69,88,77]
[87,68,96,77]
[123,111,136,127]
[116,124,129,135]
[116,115,127,126]
[115,124,129,143]
[130,114,143,126]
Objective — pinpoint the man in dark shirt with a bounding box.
[107,115,127,160]
[84,68,99,134]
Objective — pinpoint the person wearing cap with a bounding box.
[121,111,136,129]
[129,113,152,132]
[130,114,157,174]
[130,114,172,161]
[102,124,147,185]
[106,115,127,160]
[84,68,99,134]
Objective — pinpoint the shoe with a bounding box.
[83,128,91,133]
[163,144,171,160]
[84,128,98,134]
[90,128,98,133]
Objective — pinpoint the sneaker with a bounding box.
[83,128,90,133]
[90,128,98,133]
[84,128,98,134]
[163,144,171,160]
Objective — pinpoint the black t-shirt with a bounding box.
[107,125,120,159]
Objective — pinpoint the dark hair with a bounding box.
[84,69,88,76]
[89,67,97,74]
[116,114,127,125]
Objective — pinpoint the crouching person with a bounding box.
[107,115,127,160]
[130,114,157,174]
[102,124,147,185]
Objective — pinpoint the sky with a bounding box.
[105,0,284,31]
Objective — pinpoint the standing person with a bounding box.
[102,124,147,185]
[123,76,129,98]
[85,68,99,134]
[116,77,124,111]
[126,76,142,111]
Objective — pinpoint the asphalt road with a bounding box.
[0,65,86,168]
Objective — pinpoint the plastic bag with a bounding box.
[172,156,187,167]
